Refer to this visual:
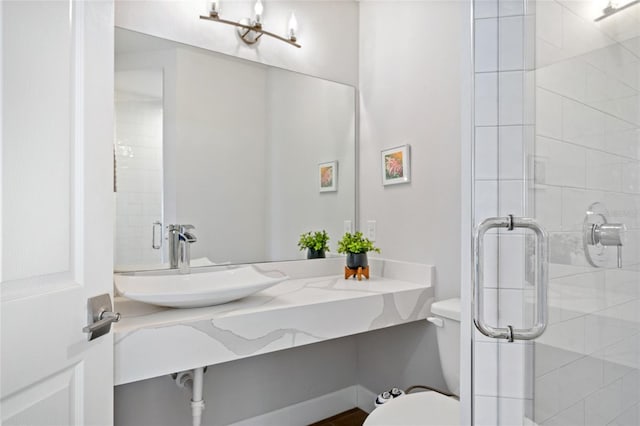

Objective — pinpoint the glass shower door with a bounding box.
[472,0,640,424]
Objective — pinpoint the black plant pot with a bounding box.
[346,252,368,269]
[307,248,326,259]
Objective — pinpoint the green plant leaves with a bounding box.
[297,230,330,252]
[336,232,380,254]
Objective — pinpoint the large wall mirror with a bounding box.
[114,28,356,271]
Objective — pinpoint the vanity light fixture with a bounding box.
[200,0,301,48]
[594,0,640,21]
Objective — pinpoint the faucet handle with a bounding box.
[167,224,195,233]
[585,212,626,269]
[594,223,626,269]
[178,224,197,243]
[594,223,626,247]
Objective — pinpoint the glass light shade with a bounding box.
[288,12,298,37]
[254,0,263,16]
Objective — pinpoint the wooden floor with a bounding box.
[308,408,369,426]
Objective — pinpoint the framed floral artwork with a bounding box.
[381,144,411,185]
[319,161,338,192]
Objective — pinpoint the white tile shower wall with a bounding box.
[114,98,163,266]
[473,0,534,424]
[474,0,640,425]
[532,1,640,425]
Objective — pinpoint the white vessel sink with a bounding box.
[114,266,288,308]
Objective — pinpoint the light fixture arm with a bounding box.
[595,0,640,21]
[199,13,301,48]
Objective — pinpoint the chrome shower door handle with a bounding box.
[473,215,549,342]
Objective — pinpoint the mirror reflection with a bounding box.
[114,28,356,271]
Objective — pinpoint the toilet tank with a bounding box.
[430,298,460,396]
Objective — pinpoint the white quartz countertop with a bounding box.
[114,258,434,385]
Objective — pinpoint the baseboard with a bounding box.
[227,386,359,426]
[355,385,377,414]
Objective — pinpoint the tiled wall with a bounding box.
[473,0,535,424]
[473,0,640,425]
[532,1,640,425]
[114,98,164,267]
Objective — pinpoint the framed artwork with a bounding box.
[319,161,338,192]
[382,144,411,185]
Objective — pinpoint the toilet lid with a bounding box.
[363,392,459,426]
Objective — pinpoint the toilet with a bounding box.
[364,298,461,425]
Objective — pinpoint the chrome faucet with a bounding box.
[168,224,197,274]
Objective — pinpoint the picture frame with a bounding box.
[318,161,338,192]
[381,144,411,185]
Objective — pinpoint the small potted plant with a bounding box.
[298,230,330,259]
[337,231,380,269]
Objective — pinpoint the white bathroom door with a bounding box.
[1,1,115,425]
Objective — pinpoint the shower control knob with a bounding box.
[592,223,626,247]
[583,203,626,269]
[590,222,626,268]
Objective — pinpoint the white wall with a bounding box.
[115,0,359,87]
[354,0,468,401]
[358,0,465,302]
[355,322,447,397]
[115,337,358,426]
